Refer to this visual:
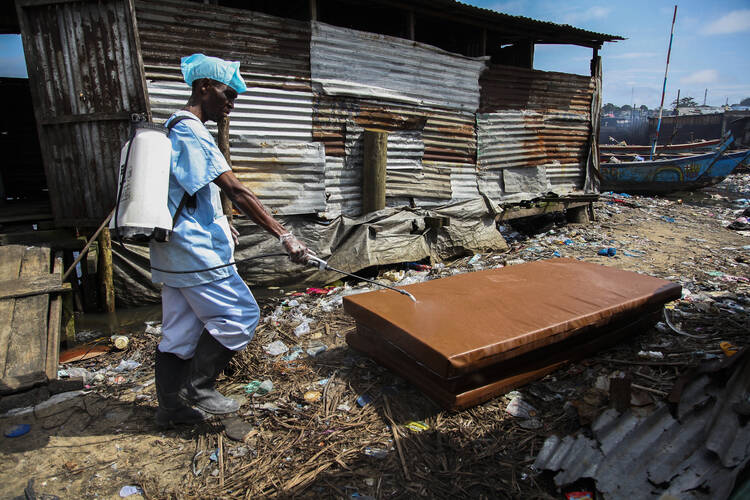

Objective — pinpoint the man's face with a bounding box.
[202,81,238,122]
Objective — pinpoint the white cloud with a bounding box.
[610,52,659,60]
[680,69,719,85]
[487,1,528,16]
[562,6,611,24]
[701,10,750,35]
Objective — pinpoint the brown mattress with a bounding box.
[343,259,681,409]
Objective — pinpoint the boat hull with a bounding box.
[601,150,750,195]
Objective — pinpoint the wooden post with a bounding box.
[217,115,234,222]
[583,51,602,195]
[309,0,318,21]
[408,10,415,40]
[480,28,486,56]
[362,129,388,213]
[97,227,115,313]
[46,251,64,379]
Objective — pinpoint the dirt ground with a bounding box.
[1,172,748,500]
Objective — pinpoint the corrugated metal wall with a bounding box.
[147,81,313,142]
[16,0,149,226]
[134,0,310,87]
[313,95,475,213]
[135,1,317,214]
[477,64,594,198]
[231,140,326,216]
[311,22,488,112]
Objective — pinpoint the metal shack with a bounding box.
[13,0,621,297]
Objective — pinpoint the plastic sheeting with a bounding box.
[112,198,507,307]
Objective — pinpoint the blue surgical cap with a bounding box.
[181,53,247,94]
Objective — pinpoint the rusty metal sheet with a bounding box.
[16,0,149,226]
[344,128,424,171]
[147,81,313,142]
[311,21,487,112]
[230,140,326,216]
[134,0,310,87]
[476,64,594,198]
[477,109,590,198]
[313,95,476,164]
[479,64,594,114]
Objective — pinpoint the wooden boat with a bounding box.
[600,134,750,194]
[600,138,721,156]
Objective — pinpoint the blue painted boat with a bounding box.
[600,134,750,195]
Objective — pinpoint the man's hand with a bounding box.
[230,224,240,246]
[280,233,308,264]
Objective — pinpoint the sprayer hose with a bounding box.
[147,252,289,274]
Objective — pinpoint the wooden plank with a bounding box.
[0,274,71,300]
[3,246,51,392]
[46,252,64,381]
[0,230,84,250]
[0,246,25,382]
[496,201,590,222]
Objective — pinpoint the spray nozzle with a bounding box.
[307,254,328,271]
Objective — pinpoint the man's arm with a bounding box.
[214,170,308,263]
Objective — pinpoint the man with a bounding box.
[150,53,308,427]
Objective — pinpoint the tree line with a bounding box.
[602,97,750,114]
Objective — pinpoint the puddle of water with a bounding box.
[73,286,289,341]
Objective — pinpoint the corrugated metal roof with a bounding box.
[534,353,750,499]
[134,0,310,86]
[311,22,488,112]
[16,0,149,226]
[398,0,623,45]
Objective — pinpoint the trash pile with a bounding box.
[2,172,749,499]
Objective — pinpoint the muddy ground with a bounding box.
[1,172,748,500]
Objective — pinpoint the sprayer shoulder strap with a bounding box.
[165,115,199,227]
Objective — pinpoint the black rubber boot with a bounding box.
[154,350,207,428]
[179,330,240,415]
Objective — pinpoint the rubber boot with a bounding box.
[179,330,240,414]
[154,350,207,428]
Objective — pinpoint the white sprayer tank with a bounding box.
[110,122,173,242]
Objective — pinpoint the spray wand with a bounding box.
[306,255,417,303]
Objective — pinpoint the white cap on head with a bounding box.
[180,53,247,94]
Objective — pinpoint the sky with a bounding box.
[1,1,749,107]
[465,0,750,107]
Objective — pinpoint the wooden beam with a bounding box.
[0,274,71,300]
[46,251,64,380]
[97,227,115,313]
[310,0,318,21]
[362,130,388,213]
